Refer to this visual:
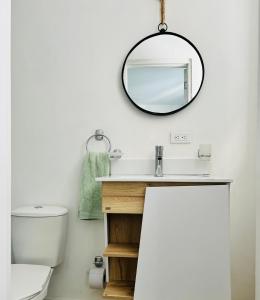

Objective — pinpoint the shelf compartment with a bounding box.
[103,281,134,299]
[108,214,143,244]
[104,243,139,258]
[109,257,137,282]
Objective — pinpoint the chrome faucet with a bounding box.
[155,145,164,177]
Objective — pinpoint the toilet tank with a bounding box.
[12,206,68,267]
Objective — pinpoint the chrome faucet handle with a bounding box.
[155,145,164,157]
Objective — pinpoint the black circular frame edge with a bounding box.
[121,31,205,116]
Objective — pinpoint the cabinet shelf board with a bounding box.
[103,281,134,299]
[104,243,139,258]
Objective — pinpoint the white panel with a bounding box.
[0,0,11,298]
[135,186,231,300]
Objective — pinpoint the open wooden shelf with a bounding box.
[103,243,139,258]
[103,211,142,298]
[103,281,134,299]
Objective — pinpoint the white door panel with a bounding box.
[134,185,231,300]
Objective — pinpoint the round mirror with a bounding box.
[122,32,205,115]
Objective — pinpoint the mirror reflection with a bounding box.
[122,33,204,115]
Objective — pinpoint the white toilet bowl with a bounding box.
[11,264,53,300]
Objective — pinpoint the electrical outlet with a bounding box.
[170,132,192,144]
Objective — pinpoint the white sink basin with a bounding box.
[96,175,232,183]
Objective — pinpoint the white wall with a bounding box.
[256,81,260,299]
[11,0,259,300]
[255,3,260,298]
[0,0,11,298]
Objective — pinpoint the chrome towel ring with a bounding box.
[86,129,112,152]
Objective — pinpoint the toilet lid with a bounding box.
[11,264,52,300]
[11,206,68,217]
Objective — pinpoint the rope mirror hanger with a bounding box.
[158,0,168,32]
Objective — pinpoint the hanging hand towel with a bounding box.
[79,152,110,220]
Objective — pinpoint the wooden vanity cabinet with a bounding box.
[102,182,144,299]
[101,181,231,300]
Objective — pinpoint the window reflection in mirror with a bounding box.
[125,59,192,113]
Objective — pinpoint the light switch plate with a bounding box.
[170,132,192,144]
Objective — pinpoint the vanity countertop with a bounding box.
[96,175,232,183]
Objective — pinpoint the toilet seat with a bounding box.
[11,264,53,300]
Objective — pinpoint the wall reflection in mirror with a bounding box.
[122,33,204,115]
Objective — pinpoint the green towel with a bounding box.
[79,152,110,220]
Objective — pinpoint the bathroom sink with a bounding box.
[96,175,232,183]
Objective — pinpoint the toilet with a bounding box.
[11,206,68,300]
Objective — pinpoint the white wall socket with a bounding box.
[170,132,192,144]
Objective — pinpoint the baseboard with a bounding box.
[46,295,102,300]
[45,298,83,300]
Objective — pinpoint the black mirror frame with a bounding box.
[121,31,205,116]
